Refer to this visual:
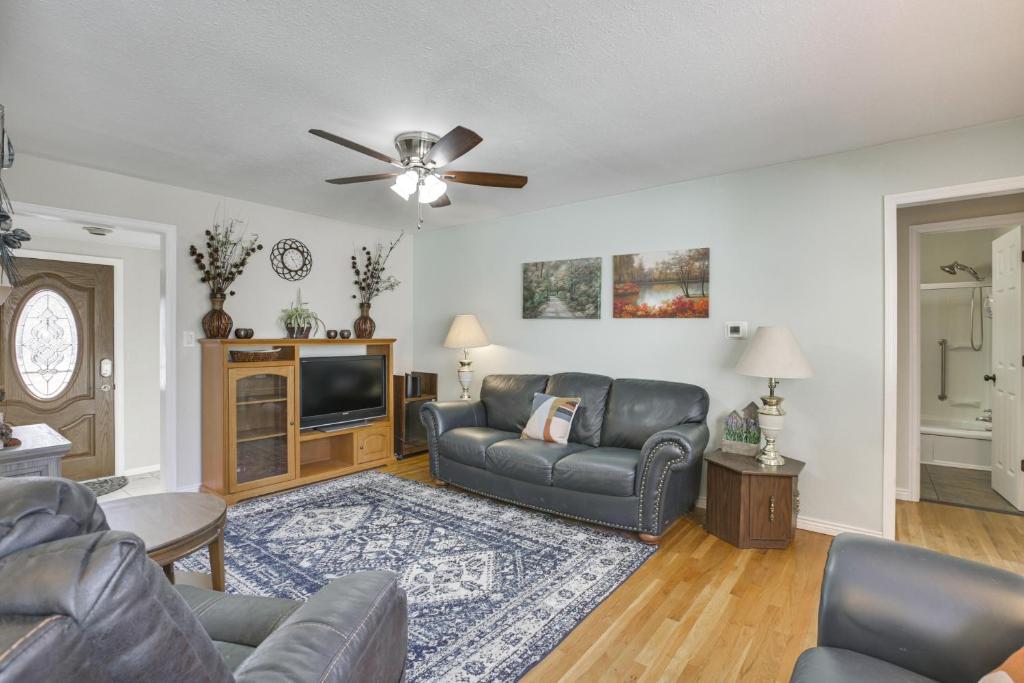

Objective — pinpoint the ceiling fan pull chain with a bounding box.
[417,200,423,230]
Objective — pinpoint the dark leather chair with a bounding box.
[421,372,710,542]
[0,477,408,682]
[791,534,1024,683]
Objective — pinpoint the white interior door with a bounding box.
[991,225,1024,510]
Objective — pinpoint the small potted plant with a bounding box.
[279,290,324,339]
[350,232,403,339]
[188,215,262,339]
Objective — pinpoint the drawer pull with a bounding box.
[768,495,776,523]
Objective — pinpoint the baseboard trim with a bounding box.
[924,459,991,472]
[796,515,884,538]
[693,497,882,538]
[175,481,201,493]
[895,487,915,501]
[121,465,160,477]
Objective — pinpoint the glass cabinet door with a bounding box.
[228,366,296,490]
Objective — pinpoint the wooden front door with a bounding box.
[0,258,115,480]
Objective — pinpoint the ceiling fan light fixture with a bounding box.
[390,169,418,200]
[418,174,447,204]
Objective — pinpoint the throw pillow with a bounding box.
[522,393,581,445]
[981,646,1024,682]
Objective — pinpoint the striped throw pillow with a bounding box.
[521,393,581,445]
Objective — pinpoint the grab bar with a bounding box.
[938,339,948,401]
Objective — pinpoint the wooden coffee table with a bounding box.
[101,492,227,590]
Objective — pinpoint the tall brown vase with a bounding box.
[354,302,375,339]
[202,292,233,339]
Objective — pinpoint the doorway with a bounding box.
[0,258,115,479]
[908,216,1023,514]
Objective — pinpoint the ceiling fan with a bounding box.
[309,126,527,211]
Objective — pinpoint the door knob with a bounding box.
[984,374,997,383]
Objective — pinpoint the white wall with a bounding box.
[18,216,163,474]
[413,116,1024,536]
[6,155,413,490]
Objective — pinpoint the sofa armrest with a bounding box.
[420,400,486,436]
[636,422,709,535]
[234,571,407,683]
[816,534,1024,682]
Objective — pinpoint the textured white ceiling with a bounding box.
[2,1,1023,230]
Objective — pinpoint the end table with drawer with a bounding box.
[704,449,804,549]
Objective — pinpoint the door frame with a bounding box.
[12,202,179,491]
[884,175,1024,540]
[15,250,126,476]
[903,212,1024,503]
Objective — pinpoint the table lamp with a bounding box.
[734,326,813,466]
[443,314,490,399]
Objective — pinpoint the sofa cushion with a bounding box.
[439,427,519,469]
[522,393,582,444]
[481,374,549,433]
[484,439,589,485]
[545,372,613,447]
[601,378,710,449]
[790,647,937,683]
[552,447,640,497]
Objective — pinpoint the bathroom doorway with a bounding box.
[906,210,1024,514]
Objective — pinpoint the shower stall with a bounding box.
[920,278,992,470]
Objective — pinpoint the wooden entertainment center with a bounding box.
[200,338,396,505]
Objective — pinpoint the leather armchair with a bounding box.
[0,477,408,683]
[791,534,1024,683]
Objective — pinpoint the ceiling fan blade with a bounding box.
[429,194,451,208]
[325,173,398,185]
[309,129,401,167]
[423,126,482,167]
[441,171,528,188]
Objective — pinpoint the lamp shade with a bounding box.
[734,326,813,379]
[443,314,490,349]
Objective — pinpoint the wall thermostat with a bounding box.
[726,322,748,339]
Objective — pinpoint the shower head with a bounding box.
[939,261,984,281]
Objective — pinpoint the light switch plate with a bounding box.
[726,321,748,339]
[183,331,196,347]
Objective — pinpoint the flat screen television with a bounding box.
[300,355,387,429]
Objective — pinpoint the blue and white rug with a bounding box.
[178,471,655,681]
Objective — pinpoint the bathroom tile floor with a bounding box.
[920,464,1021,515]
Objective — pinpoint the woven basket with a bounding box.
[229,347,282,363]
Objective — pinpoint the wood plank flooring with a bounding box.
[381,454,1024,682]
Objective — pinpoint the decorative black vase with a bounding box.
[201,293,233,339]
[285,324,312,339]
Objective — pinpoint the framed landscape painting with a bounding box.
[613,248,709,318]
[522,257,601,319]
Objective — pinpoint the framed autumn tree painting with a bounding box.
[613,248,709,318]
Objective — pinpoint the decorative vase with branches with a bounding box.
[279,290,324,339]
[350,232,403,339]
[188,216,262,339]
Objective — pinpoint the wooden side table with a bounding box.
[704,449,804,549]
[101,492,227,590]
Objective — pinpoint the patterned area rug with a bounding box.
[82,476,128,497]
[178,471,655,681]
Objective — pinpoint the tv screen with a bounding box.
[300,355,386,428]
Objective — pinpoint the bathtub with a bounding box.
[920,417,991,470]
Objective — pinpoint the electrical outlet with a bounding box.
[183,331,196,347]
[726,322,748,339]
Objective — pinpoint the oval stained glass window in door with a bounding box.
[14,288,80,399]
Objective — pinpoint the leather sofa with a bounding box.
[421,373,710,542]
[0,477,408,683]
[791,534,1024,683]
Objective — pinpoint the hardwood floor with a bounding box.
[381,455,1024,682]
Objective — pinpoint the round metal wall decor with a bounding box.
[269,238,312,281]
